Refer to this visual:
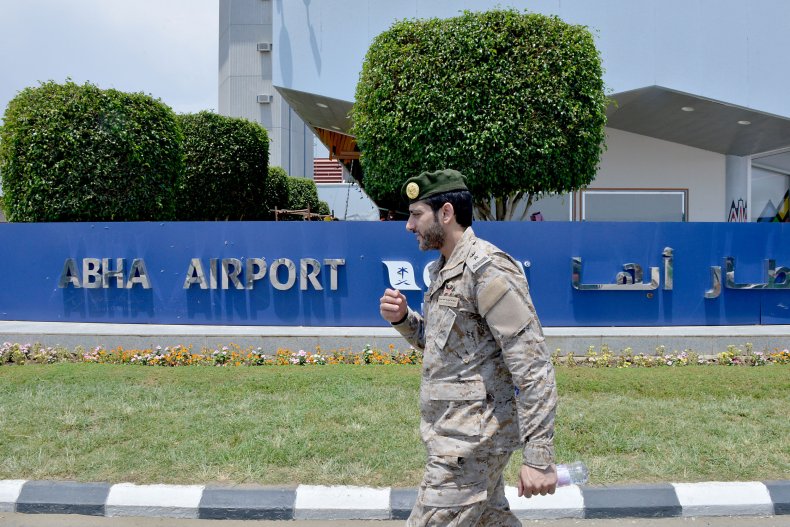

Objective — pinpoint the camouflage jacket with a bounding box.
[393,227,557,468]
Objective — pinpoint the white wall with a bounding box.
[316,183,380,221]
[594,129,726,222]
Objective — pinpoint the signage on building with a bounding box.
[0,222,788,326]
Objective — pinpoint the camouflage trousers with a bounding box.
[406,451,521,527]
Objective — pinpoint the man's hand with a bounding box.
[518,464,557,498]
[379,288,408,323]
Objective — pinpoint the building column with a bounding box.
[218,0,313,179]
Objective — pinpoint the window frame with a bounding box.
[579,188,689,222]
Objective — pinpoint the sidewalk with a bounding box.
[3,320,790,356]
[1,479,788,521]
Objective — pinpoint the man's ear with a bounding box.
[440,202,455,224]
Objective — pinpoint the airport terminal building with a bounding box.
[219,0,790,223]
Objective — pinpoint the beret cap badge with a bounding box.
[401,169,469,203]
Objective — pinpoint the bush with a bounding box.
[176,112,269,220]
[265,166,290,218]
[316,201,332,216]
[352,9,607,219]
[281,176,331,219]
[0,80,183,221]
[287,177,321,210]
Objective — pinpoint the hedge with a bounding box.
[265,166,290,218]
[0,80,183,221]
[282,176,331,218]
[176,111,269,220]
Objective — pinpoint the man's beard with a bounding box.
[419,216,445,251]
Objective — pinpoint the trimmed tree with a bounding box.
[0,80,182,221]
[352,9,608,220]
[176,111,269,220]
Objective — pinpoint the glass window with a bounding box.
[528,193,573,221]
[478,193,573,221]
[582,189,687,222]
[752,167,790,222]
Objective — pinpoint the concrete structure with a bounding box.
[2,320,789,358]
[1,478,788,520]
[218,0,314,178]
[229,0,790,222]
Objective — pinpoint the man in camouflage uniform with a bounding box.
[380,169,558,526]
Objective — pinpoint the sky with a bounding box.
[0,0,218,123]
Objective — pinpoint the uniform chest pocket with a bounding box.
[432,308,457,353]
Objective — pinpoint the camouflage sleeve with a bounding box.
[476,253,557,469]
[392,307,425,351]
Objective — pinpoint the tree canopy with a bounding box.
[352,9,608,219]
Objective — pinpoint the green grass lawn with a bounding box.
[0,364,787,486]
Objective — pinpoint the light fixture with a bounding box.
[737,120,751,125]
[681,106,694,112]
[316,102,328,108]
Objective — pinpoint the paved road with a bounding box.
[1,513,788,527]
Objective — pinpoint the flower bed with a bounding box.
[0,342,421,367]
[0,341,788,368]
[555,344,790,368]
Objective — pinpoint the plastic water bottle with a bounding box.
[556,461,589,486]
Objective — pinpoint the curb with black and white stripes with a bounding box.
[1,480,788,520]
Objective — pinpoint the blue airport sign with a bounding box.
[0,222,788,327]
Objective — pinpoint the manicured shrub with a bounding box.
[316,201,331,216]
[265,166,290,218]
[176,111,269,220]
[282,176,331,219]
[287,176,321,210]
[352,9,608,219]
[0,80,183,221]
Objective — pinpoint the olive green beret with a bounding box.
[401,169,469,203]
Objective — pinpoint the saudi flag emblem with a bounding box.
[382,261,421,290]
